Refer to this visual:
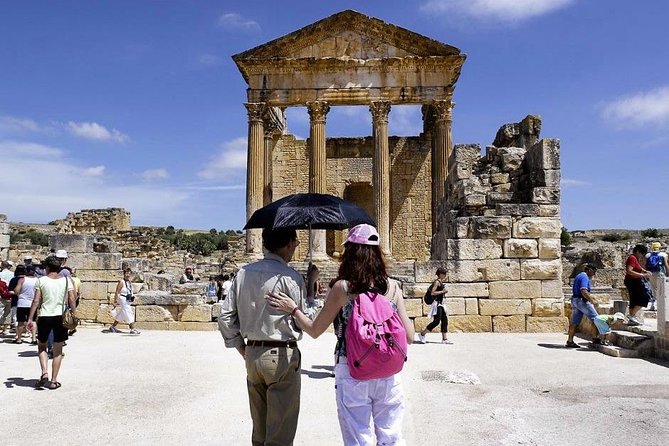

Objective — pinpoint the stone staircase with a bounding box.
[593,323,655,358]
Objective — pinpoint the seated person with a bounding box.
[179,266,196,284]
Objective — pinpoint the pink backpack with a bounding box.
[345,290,408,380]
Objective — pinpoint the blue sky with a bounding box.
[1,0,667,231]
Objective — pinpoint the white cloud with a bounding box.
[561,178,590,187]
[389,106,422,135]
[199,53,222,66]
[0,140,63,157]
[141,168,169,181]
[199,137,248,180]
[66,121,129,143]
[420,0,575,23]
[217,13,261,33]
[0,116,42,134]
[600,86,669,128]
[81,165,105,177]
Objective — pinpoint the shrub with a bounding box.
[560,227,571,246]
[641,228,661,238]
[10,229,49,246]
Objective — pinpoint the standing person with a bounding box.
[0,261,15,334]
[566,264,610,347]
[220,274,232,301]
[206,276,218,303]
[13,265,38,344]
[645,242,668,311]
[8,265,26,331]
[418,267,451,344]
[109,267,140,334]
[26,255,76,390]
[55,250,70,277]
[218,228,306,446]
[267,224,414,445]
[625,244,653,326]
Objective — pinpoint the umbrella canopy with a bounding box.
[244,193,375,230]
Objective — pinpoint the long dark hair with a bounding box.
[337,243,388,294]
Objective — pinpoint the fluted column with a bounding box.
[370,100,392,256]
[432,99,453,229]
[245,102,265,255]
[307,101,330,260]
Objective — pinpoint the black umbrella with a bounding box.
[244,193,375,231]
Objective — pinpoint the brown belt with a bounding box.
[247,340,298,348]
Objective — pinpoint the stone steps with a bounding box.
[593,344,641,358]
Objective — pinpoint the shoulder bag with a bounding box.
[62,278,79,330]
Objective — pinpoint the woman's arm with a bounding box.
[114,280,123,302]
[267,280,348,339]
[394,292,414,344]
[67,280,76,312]
[626,264,650,279]
[13,277,25,295]
[431,279,447,295]
[27,287,42,329]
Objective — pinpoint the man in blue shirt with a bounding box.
[566,264,609,347]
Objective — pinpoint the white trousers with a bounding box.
[334,361,406,446]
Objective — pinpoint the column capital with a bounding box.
[370,101,392,124]
[306,101,330,123]
[432,100,454,123]
[245,102,266,123]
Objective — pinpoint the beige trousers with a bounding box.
[245,345,301,446]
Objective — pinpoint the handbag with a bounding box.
[61,278,79,330]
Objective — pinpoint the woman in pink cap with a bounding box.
[267,223,414,445]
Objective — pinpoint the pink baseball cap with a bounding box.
[345,224,380,246]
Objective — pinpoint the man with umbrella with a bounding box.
[218,227,306,446]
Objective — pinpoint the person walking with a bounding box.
[13,265,38,344]
[267,224,414,445]
[1,261,15,334]
[26,255,76,390]
[418,267,451,344]
[625,244,653,326]
[566,264,610,347]
[645,242,668,311]
[218,228,306,446]
[109,267,140,334]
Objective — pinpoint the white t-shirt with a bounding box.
[646,251,668,273]
[222,280,232,297]
[17,276,38,308]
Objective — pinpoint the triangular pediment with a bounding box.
[233,10,462,61]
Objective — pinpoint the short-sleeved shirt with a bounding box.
[625,255,643,280]
[646,251,668,274]
[0,269,14,285]
[37,276,69,317]
[572,272,590,300]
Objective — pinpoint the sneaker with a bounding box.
[565,341,579,348]
[108,326,119,333]
[129,329,141,335]
[592,338,610,346]
[441,340,454,344]
[417,333,426,344]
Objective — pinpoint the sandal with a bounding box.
[35,373,49,389]
[565,341,579,348]
[13,339,23,344]
[47,381,62,390]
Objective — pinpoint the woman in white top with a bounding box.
[109,267,140,334]
[27,256,76,390]
[13,265,38,344]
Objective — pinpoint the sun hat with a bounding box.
[345,224,380,246]
[651,242,661,251]
[55,249,68,259]
[23,255,32,260]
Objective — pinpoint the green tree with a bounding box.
[641,228,661,238]
[560,227,571,246]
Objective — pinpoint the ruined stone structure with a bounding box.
[55,208,131,234]
[0,214,9,260]
[234,10,464,259]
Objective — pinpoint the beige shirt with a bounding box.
[218,252,306,349]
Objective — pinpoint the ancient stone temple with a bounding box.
[233,10,465,260]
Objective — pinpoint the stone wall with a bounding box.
[55,208,131,234]
[272,134,432,261]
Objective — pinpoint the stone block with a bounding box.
[532,299,564,317]
[451,144,481,166]
[444,298,466,315]
[486,192,515,204]
[465,298,479,315]
[144,273,173,291]
[49,234,95,253]
[136,305,174,322]
[180,304,212,322]
[490,173,509,185]
[168,322,219,331]
[470,217,512,239]
[447,259,521,283]
[495,204,541,217]
[0,222,9,233]
[96,304,115,324]
[526,138,560,170]
[413,316,433,332]
[513,218,562,239]
[493,315,526,332]
[444,282,489,298]
[530,187,560,204]
[541,280,564,298]
[404,298,424,318]
[538,205,560,217]
[134,321,170,331]
[464,194,486,207]
[446,239,502,260]
[414,261,447,282]
[0,234,9,247]
[76,299,101,321]
[77,269,125,283]
[538,239,560,259]
[521,259,562,280]
[212,302,224,319]
[67,253,122,270]
[489,280,541,299]
[403,283,429,299]
[530,169,560,187]
[80,281,111,301]
[503,239,538,258]
[526,316,568,333]
[172,283,207,295]
[479,299,531,316]
[157,294,203,306]
[448,315,492,333]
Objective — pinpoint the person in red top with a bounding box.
[624,244,652,326]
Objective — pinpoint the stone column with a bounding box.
[370,101,392,256]
[432,99,453,227]
[306,101,330,260]
[659,276,669,337]
[245,102,265,255]
[0,213,9,260]
[422,105,436,234]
